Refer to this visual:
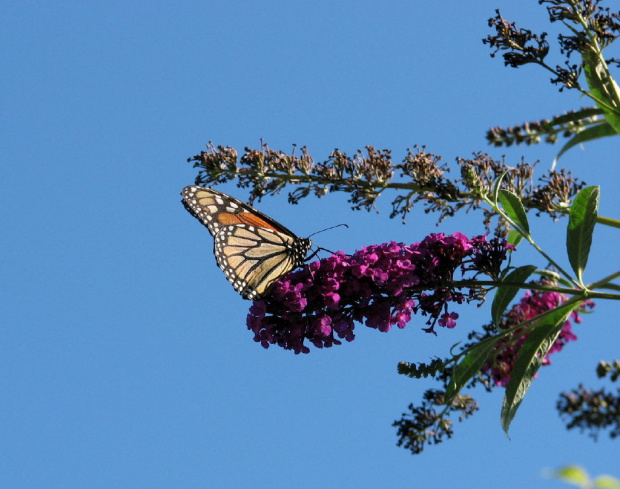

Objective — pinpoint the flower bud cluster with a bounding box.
[247,234,512,353]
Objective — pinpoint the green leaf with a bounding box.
[498,189,530,236]
[583,50,620,133]
[594,475,620,489]
[545,107,604,127]
[500,304,577,435]
[507,229,522,248]
[491,265,537,327]
[554,121,618,163]
[446,337,496,400]
[492,171,509,205]
[567,186,599,284]
[599,282,620,292]
[552,465,590,487]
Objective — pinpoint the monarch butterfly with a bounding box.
[181,186,312,300]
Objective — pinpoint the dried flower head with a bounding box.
[188,143,587,236]
[483,10,550,67]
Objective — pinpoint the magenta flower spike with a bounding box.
[247,233,514,353]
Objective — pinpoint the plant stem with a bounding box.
[482,194,580,288]
[454,280,620,301]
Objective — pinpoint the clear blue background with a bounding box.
[2,1,619,488]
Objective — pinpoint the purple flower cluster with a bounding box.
[485,290,595,386]
[247,233,512,354]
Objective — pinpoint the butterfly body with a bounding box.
[181,186,312,300]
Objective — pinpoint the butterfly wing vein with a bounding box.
[216,226,299,299]
[181,186,312,299]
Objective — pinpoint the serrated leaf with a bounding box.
[498,189,530,235]
[554,121,618,163]
[491,265,537,327]
[567,186,599,284]
[446,337,496,400]
[500,304,576,435]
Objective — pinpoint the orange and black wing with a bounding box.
[181,186,312,299]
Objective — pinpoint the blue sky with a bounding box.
[2,1,619,488]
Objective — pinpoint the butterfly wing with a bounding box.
[181,186,312,299]
[214,224,306,299]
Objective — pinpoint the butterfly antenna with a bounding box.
[305,224,349,261]
[307,223,348,239]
